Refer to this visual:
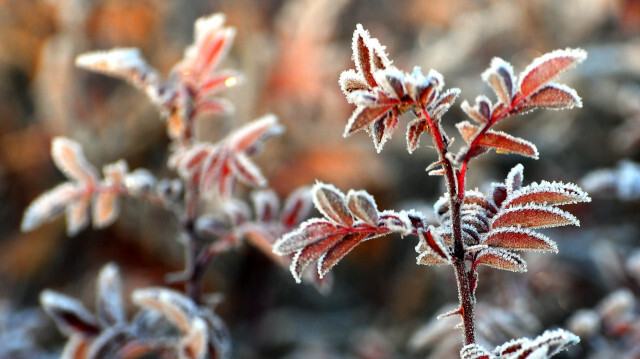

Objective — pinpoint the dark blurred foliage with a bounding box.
[1,0,639,357]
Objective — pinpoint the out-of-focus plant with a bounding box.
[273,24,590,358]
[20,13,318,358]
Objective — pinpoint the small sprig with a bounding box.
[76,13,241,141]
[40,263,230,359]
[21,138,157,236]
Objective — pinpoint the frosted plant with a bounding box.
[21,12,319,357]
[274,24,590,357]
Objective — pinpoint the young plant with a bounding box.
[273,24,590,357]
[20,13,317,357]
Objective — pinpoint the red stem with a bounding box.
[417,106,476,345]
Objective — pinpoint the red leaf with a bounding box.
[406,118,429,153]
[430,88,460,119]
[344,105,393,136]
[418,229,450,261]
[197,70,242,99]
[482,57,515,105]
[370,111,398,153]
[273,219,339,254]
[229,153,267,187]
[228,115,283,153]
[475,248,527,272]
[312,183,353,226]
[290,233,345,283]
[346,190,379,226]
[483,228,558,252]
[353,25,377,88]
[318,232,370,277]
[456,121,539,159]
[251,190,280,222]
[515,83,582,113]
[491,204,579,229]
[463,190,498,214]
[280,186,312,228]
[518,48,587,97]
[504,181,591,208]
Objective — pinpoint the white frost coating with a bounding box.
[51,137,99,183]
[124,168,156,195]
[379,210,412,235]
[597,289,635,320]
[482,227,558,253]
[251,189,280,222]
[491,203,580,229]
[230,152,267,186]
[65,195,91,236]
[531,82,583,109]
[339,69,368,99]
[311,182,352,226]
[503,180,591,208]
[517,48,587,94]
[132,287,197,333]
[346,189,379,226]
[180,316,209,359]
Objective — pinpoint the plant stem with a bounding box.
[419,107,476,345]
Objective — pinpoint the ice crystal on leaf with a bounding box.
[461,329,579,359]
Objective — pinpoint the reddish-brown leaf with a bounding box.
[406,118,429,153]
[318,232,370,277]
[456,121,538,158]
[370,111,398,153]
[228,115,284,153]
[430,88,460,119]
[504,181,591,208]
[515,83,582,114]
[482,57,515,105]
[346,190,379,226]
[353,24,377,88]
[280,186,312,228]
[339,69,369,96]
[229,153,267,187]
[506,164,524,194]
[418,229,450,261]
[344,105,393,136]
[273,219,339,254]
[291,233,345,283]
[483,228,558,252]
[475,248,527,272]
[312,183,353,226]
[518,48,587,97]
[491,204,579,229]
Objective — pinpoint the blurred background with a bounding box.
[1,0,640,357]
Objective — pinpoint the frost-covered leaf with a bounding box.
[229,153,267,187]
[374,68,406,99]
[515,83,582,113]
[463,190,498,214]
[318,232,370,277]
[312,183,353,226]
[179,317,208,359]
[352,24,378,88]
[430,88,460,119]
[506,164,524,194]
[86,326,131,359]
[461,96,492,124]
[369,111,399,153]
[290,233,345,283]
[280,186,312,228]
[344,105,393,137]
[461,343,496,359]
[123,169,156,195]
[346,189,379,226]
[92,191,119,229]
[475,248,527,272]
[339,69,369,97]
[228,114,284,154]
[96,263,126,327]
[51,137,98,183]
[40,290,100,337]
[75,48,160,96]
[483,228,557,252]
[66,195,92,236]
[504,181,591,208]
[273,219,339,255]
[482,57,515,106]
[21,182,82,233]
[457,121,538,158]
[61,335,91,359]
[518,48,587,97]
[406,118,429,153]
[416,227,450,262]
[495,329,579,358]
[492,204,579,229]
[251,189,280,222]
[132,288,196,333]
